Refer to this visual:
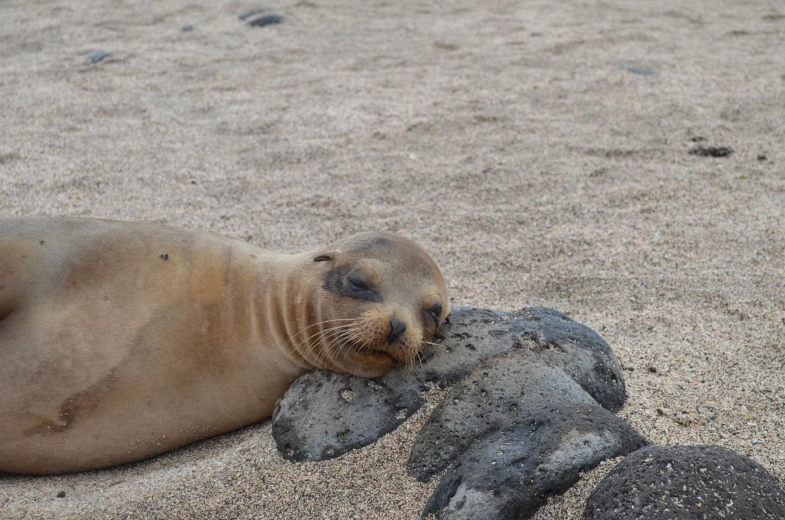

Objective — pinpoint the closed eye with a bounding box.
[347,277,370,292]
[427,303,442,326]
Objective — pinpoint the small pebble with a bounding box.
[248,14,284,27]
[87,50,110,64]
[689,144,733,157]
[624,66,655,76]
[56,491,66,498]
[181,25,195,32]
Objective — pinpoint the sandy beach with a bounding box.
[1,0,784,517]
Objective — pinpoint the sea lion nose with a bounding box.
[388,318,407,344]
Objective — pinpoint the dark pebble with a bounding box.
[624,66,655,76]
[248,14,284,27]
[56,491,66,498]
[87,50,110,64]
[181,25,195,32]
[689,144,733,157]
[757,154,767,161]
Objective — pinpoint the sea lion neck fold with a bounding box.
[256,252,323,373]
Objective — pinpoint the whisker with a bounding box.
[293,318,359,341]
[338,327,376,361]
[297,323,355,348]
[421,340,447,350]
[293,324,357,372]
[316,325,363,367]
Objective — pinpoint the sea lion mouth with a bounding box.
[356,345,400,363]
[338,337,403,364]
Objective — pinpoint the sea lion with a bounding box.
[0,218,449,475]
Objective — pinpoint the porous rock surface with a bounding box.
[422,401,648,520]
[583,445,785,520]
[272,306,628,462]
[271,371,423,461]
[407,351,599,481]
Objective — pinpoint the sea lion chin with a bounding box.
[0,218,448,474]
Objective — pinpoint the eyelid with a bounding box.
[347,276,370,291]
[428,303,442,324]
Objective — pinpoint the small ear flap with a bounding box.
[313,252,335,263]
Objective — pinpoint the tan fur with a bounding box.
[0,218,448,474]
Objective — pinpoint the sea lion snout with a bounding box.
[387,318,407,344]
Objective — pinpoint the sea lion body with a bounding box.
[0,218,448,474]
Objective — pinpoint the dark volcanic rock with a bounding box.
[272,371,422,462]
[407,306,627,411]
[272,307,627,462]
[407,351,597,481]
[247,14,284,27]
[584,445,785,520]
[689,144,733,157]
[505,307,627,412]
[422,402,648,520]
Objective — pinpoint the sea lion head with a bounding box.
[299,232,449,378]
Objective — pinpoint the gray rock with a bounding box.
[87,50,110,64]
[583,445,785,520]
[272,307,627,462]
[247,14,284,27]
[422,401,648,520]
[272,371,422,462]
[407,351,598,481]
[405,306,627,411]
[496,307,627,412]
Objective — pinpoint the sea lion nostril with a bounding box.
[388,318,407,344]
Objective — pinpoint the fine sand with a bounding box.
[1,0,784,518]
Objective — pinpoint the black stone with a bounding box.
[422,402,648,520]
[689,144,734,157]
[248,14,284,27]
[584,445,785,520]
[56,491,66,498]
